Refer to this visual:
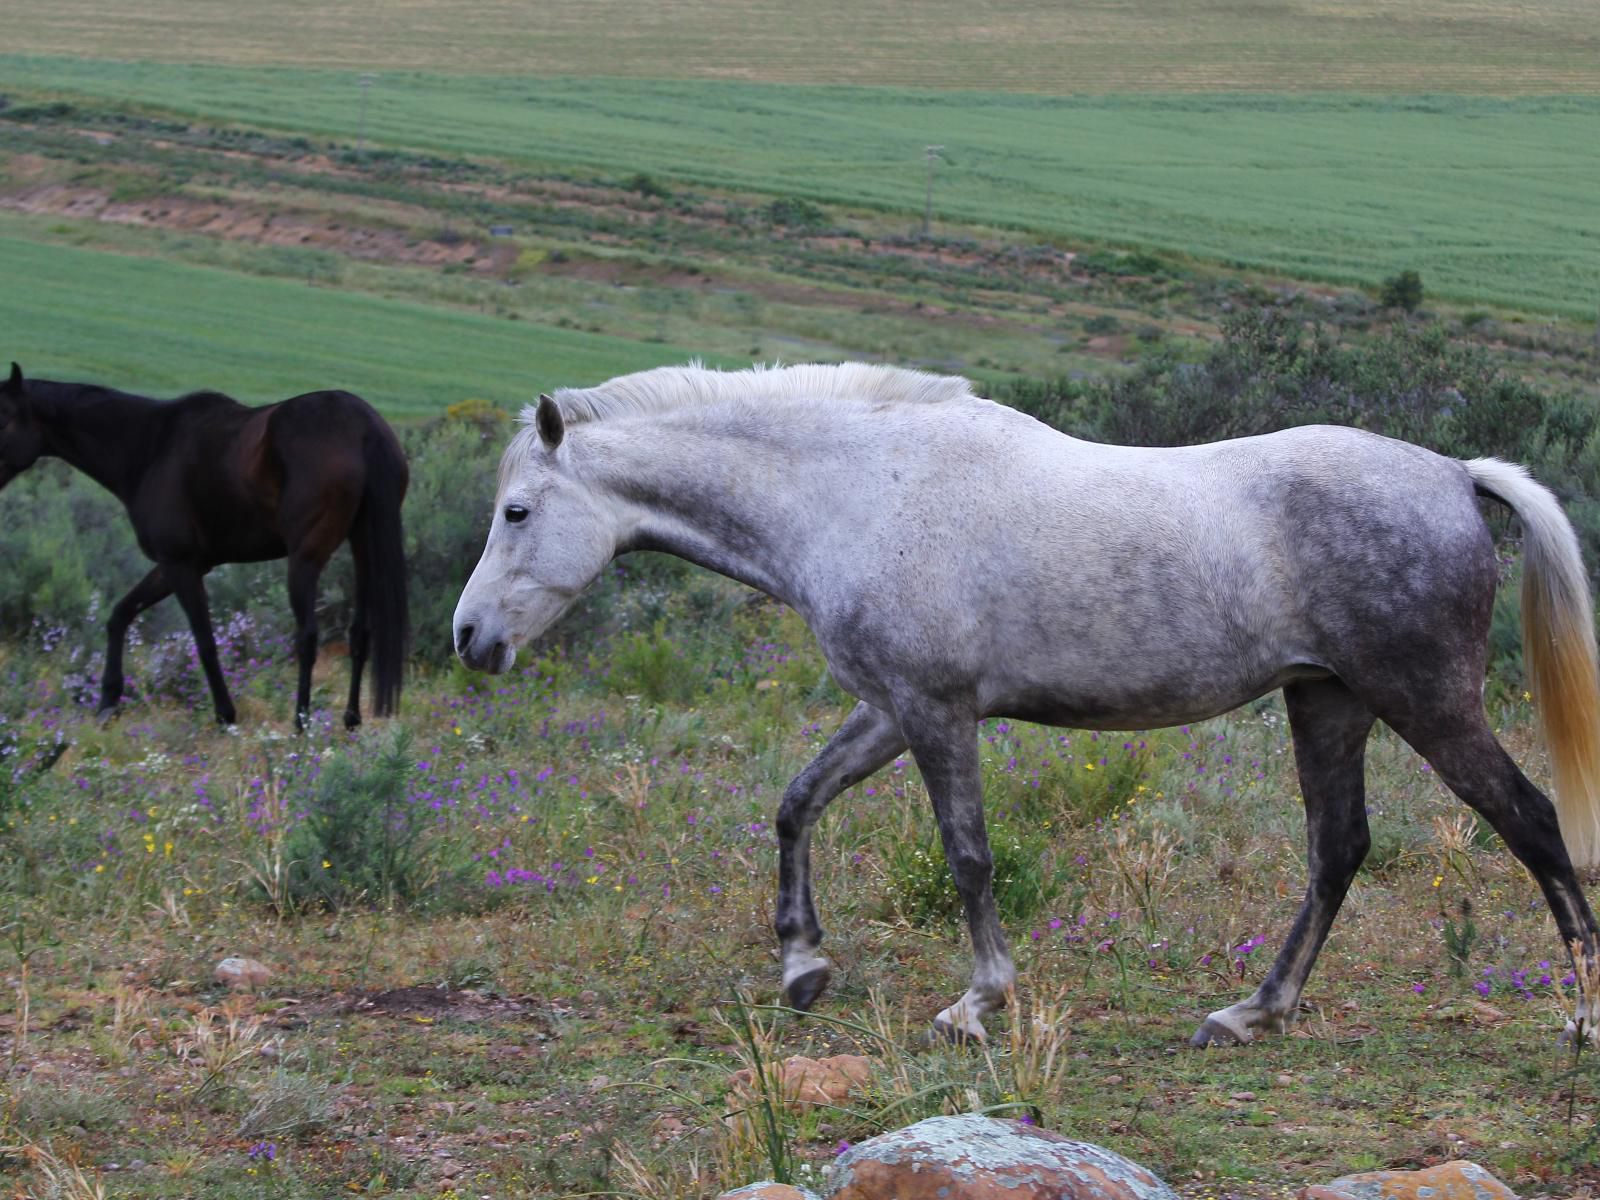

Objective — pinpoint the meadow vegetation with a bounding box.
[5,65,1600,315]
[2,0,1598,93]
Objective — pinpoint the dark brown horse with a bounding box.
[0,363,408,729]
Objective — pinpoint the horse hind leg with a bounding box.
[1195,677,1375,1047]
[343,537,371,730]
[893,691,1013,1043]
[775,701,905,1011]
[1383,705,1600,1035]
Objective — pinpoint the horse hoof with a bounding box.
[784,966,831,1012]
[1190,1018,1248,1048]
[929,1017,985,1047]
[95,704,118,724]
[1558,1019,1599,1047]
[343,710,361,731]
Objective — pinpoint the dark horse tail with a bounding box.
[357,427,410,716]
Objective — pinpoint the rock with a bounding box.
[1299,1160,1519,1200]
[213,956,272,990]
[715,1184,820,1200]
[727,1053,872,1112]
[828,1114,1177,1200]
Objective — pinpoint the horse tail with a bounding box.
[357,424,410,717]
[1465,457,1600,869]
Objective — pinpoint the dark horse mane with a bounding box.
[0,364,410,729]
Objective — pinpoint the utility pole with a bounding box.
[922,144,944,239]
[356,73,375,160]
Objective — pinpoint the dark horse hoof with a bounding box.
[95,704,119,724]
[784,966,831,1012]
[343,709,361,731]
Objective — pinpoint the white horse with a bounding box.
[454,361,1600,1045]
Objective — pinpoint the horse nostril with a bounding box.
[456,624,476,657]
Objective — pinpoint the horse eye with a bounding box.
[503,504,529,524]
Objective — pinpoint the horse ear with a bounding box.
[536,393,565,449]
[4,362,21,393]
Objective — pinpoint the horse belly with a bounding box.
[983,661,1330,731]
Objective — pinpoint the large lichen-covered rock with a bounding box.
[1299,1161,1519,1200]
[715,1183,821,1200]
[827,1114,1176,1200]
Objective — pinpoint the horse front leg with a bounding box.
[895,692,1014,1043]
[168,565,236,726]
[1194,678,1374,1046]
[98,566,173,718]
[776,701,906,1010]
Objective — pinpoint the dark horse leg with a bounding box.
[98,566,174,718]
[282,471,359,732]
[167,563,235,725]
[776,701,906,1010]
[342,560,369,730]
[1194,677,1375,1045]
[893,690,1014,1042]
[286,554,325,732]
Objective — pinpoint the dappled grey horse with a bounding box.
[454,362,1600,1045]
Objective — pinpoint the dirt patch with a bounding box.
[286,985,557,1028]
[0,182,489,270]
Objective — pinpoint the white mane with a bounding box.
[506,361,971,452]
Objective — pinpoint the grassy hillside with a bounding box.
[0,0,1597,92]
[0,234,715,414]
[6,61,1600,316]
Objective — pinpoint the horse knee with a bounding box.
[944,845,993,895]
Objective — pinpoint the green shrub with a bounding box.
[625,171,671,200]
[1379,269,1425,312]
[765,196,827,228]
[884,819,1062,928]
[279,728,446,910]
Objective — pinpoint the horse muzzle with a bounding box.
[453,618,516,674]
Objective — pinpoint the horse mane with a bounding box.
[502,362,974,476]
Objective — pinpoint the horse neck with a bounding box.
[30,382,165,501]
[579,415,830,611]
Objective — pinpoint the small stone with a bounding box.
[213,956,272,990]
[1104,1074,1124,1086]
[727,1053,872,1112]
[580,989,598,1005]
[1302,1160,1519,1200]
[1275,1074,1295,1087]
[1229,1091,1257,1102]
[829,1114,1176,1200]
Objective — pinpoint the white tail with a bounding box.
[1464,458,1600,870]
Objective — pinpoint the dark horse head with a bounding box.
[0,363,47,490]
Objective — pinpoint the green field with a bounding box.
[0,234,713,414]
[1,0,1597,92]
[7,57,1600,316]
